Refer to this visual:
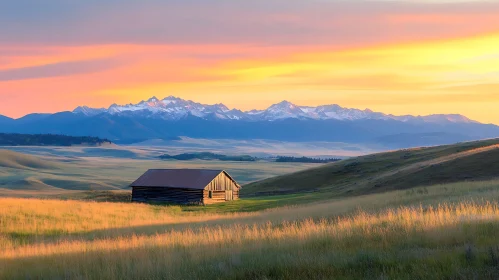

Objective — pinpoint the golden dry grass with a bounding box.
[1,201,497,258]
[1,201,499,279]
[2,181,499,279]
[0,198,256,250]
[2,180,499,246]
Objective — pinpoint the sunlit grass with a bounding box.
[0,198,254,248]
[1,201,499,279]
[2,180,499,279]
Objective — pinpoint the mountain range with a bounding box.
[1,96,498,148]
[72,96,476,124]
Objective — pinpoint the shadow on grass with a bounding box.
[2,223,499,280]
[4,195,351,248]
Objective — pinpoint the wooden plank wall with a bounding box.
[132,187,204,205]
[203,190,226,204]
[203,172,240,204]
[205,173,239,191]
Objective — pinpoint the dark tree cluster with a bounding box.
[159,152,257,162]
[0,133,112,146]
[275,156,342,163]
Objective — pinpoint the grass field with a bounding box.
[2,139,499,279]
[2,180,499,279]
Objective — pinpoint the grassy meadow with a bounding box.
[2,180,499,279]
[2,139,499,279]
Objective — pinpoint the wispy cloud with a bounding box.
[0,58,124,81]
[0,0,498,123]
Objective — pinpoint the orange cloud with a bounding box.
[1,32,499,124]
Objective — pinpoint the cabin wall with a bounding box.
[205,172,240,191]
[203,172,240,204]
[132,187,203,205]
[202,190,240,204]
[203,190,226,204]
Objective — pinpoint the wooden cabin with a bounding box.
[130,169,240,205]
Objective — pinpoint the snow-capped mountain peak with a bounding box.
[73,106,107,116]
[146,96,159,103]
[253,100,307,120]
[72,96,477,124]
[161,95,182,104]
[272,100,297,109]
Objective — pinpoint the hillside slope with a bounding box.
[243,138,499,196]
[0,149,127,193]
[0,149,62,170]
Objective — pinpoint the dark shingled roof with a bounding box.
[130,169,234,189]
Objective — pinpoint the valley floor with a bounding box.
[0,148,316,199]
[2,180,499,279]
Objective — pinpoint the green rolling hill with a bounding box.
[243,138,499,197]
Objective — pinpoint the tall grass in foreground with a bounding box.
[2,201,499,279]
[0,198,252,245]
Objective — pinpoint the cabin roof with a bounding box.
[130,169,237,189]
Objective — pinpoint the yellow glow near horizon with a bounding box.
[107,33,499,123]
[0,33,499,124]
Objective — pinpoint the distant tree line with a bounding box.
[275,156,342,163]
[159,152,257,162]
[0,133,112,146]
[158,152,342,163]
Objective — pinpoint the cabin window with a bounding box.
[209,191,213,198]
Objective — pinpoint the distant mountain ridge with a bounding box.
[0,114,13,123]
[73,96,477,124]
[1,96,498,148]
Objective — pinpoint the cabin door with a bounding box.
[225,190,233,201]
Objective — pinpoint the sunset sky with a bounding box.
[1,0,499,123]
